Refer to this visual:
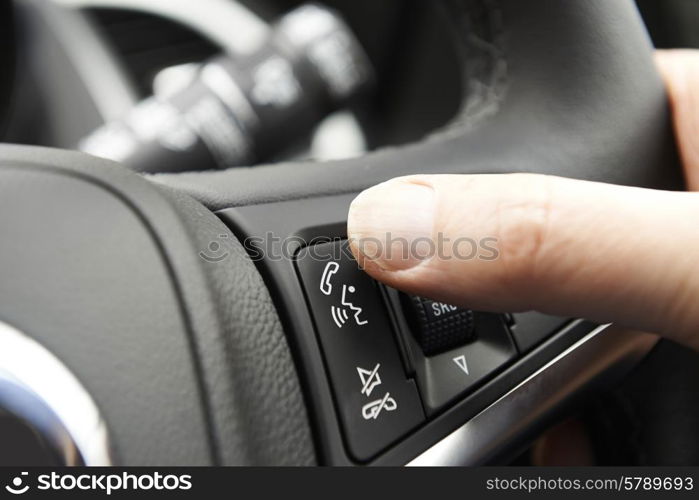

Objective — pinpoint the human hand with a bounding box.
[347,50,699,351]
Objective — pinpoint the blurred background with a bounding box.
[0,0,692,174]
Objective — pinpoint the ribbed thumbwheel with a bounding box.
[402,295,476,356]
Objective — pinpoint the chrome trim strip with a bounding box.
[0,320,112,466]
[408,324,658,466]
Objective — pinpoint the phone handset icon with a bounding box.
[320,262,339,296]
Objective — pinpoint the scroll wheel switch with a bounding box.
[401,295,476,355]
[397,293,517,413]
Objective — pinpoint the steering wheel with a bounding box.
[0,0,683,465]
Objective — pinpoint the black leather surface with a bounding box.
[154,0,683,211]
[154,186,315,465]
[0,145,315,465]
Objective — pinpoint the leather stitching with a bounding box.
[430,0,508,140]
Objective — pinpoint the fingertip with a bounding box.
[347,178,436,272]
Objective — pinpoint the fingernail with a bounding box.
[348,180,435,271]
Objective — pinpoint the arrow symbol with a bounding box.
[453,354,469,375]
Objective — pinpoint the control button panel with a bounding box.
[387,292,518,414]
[508,312,570,352]
[295,241,424,461]
[413,312,517,412]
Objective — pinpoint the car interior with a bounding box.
[0,0,698,466]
